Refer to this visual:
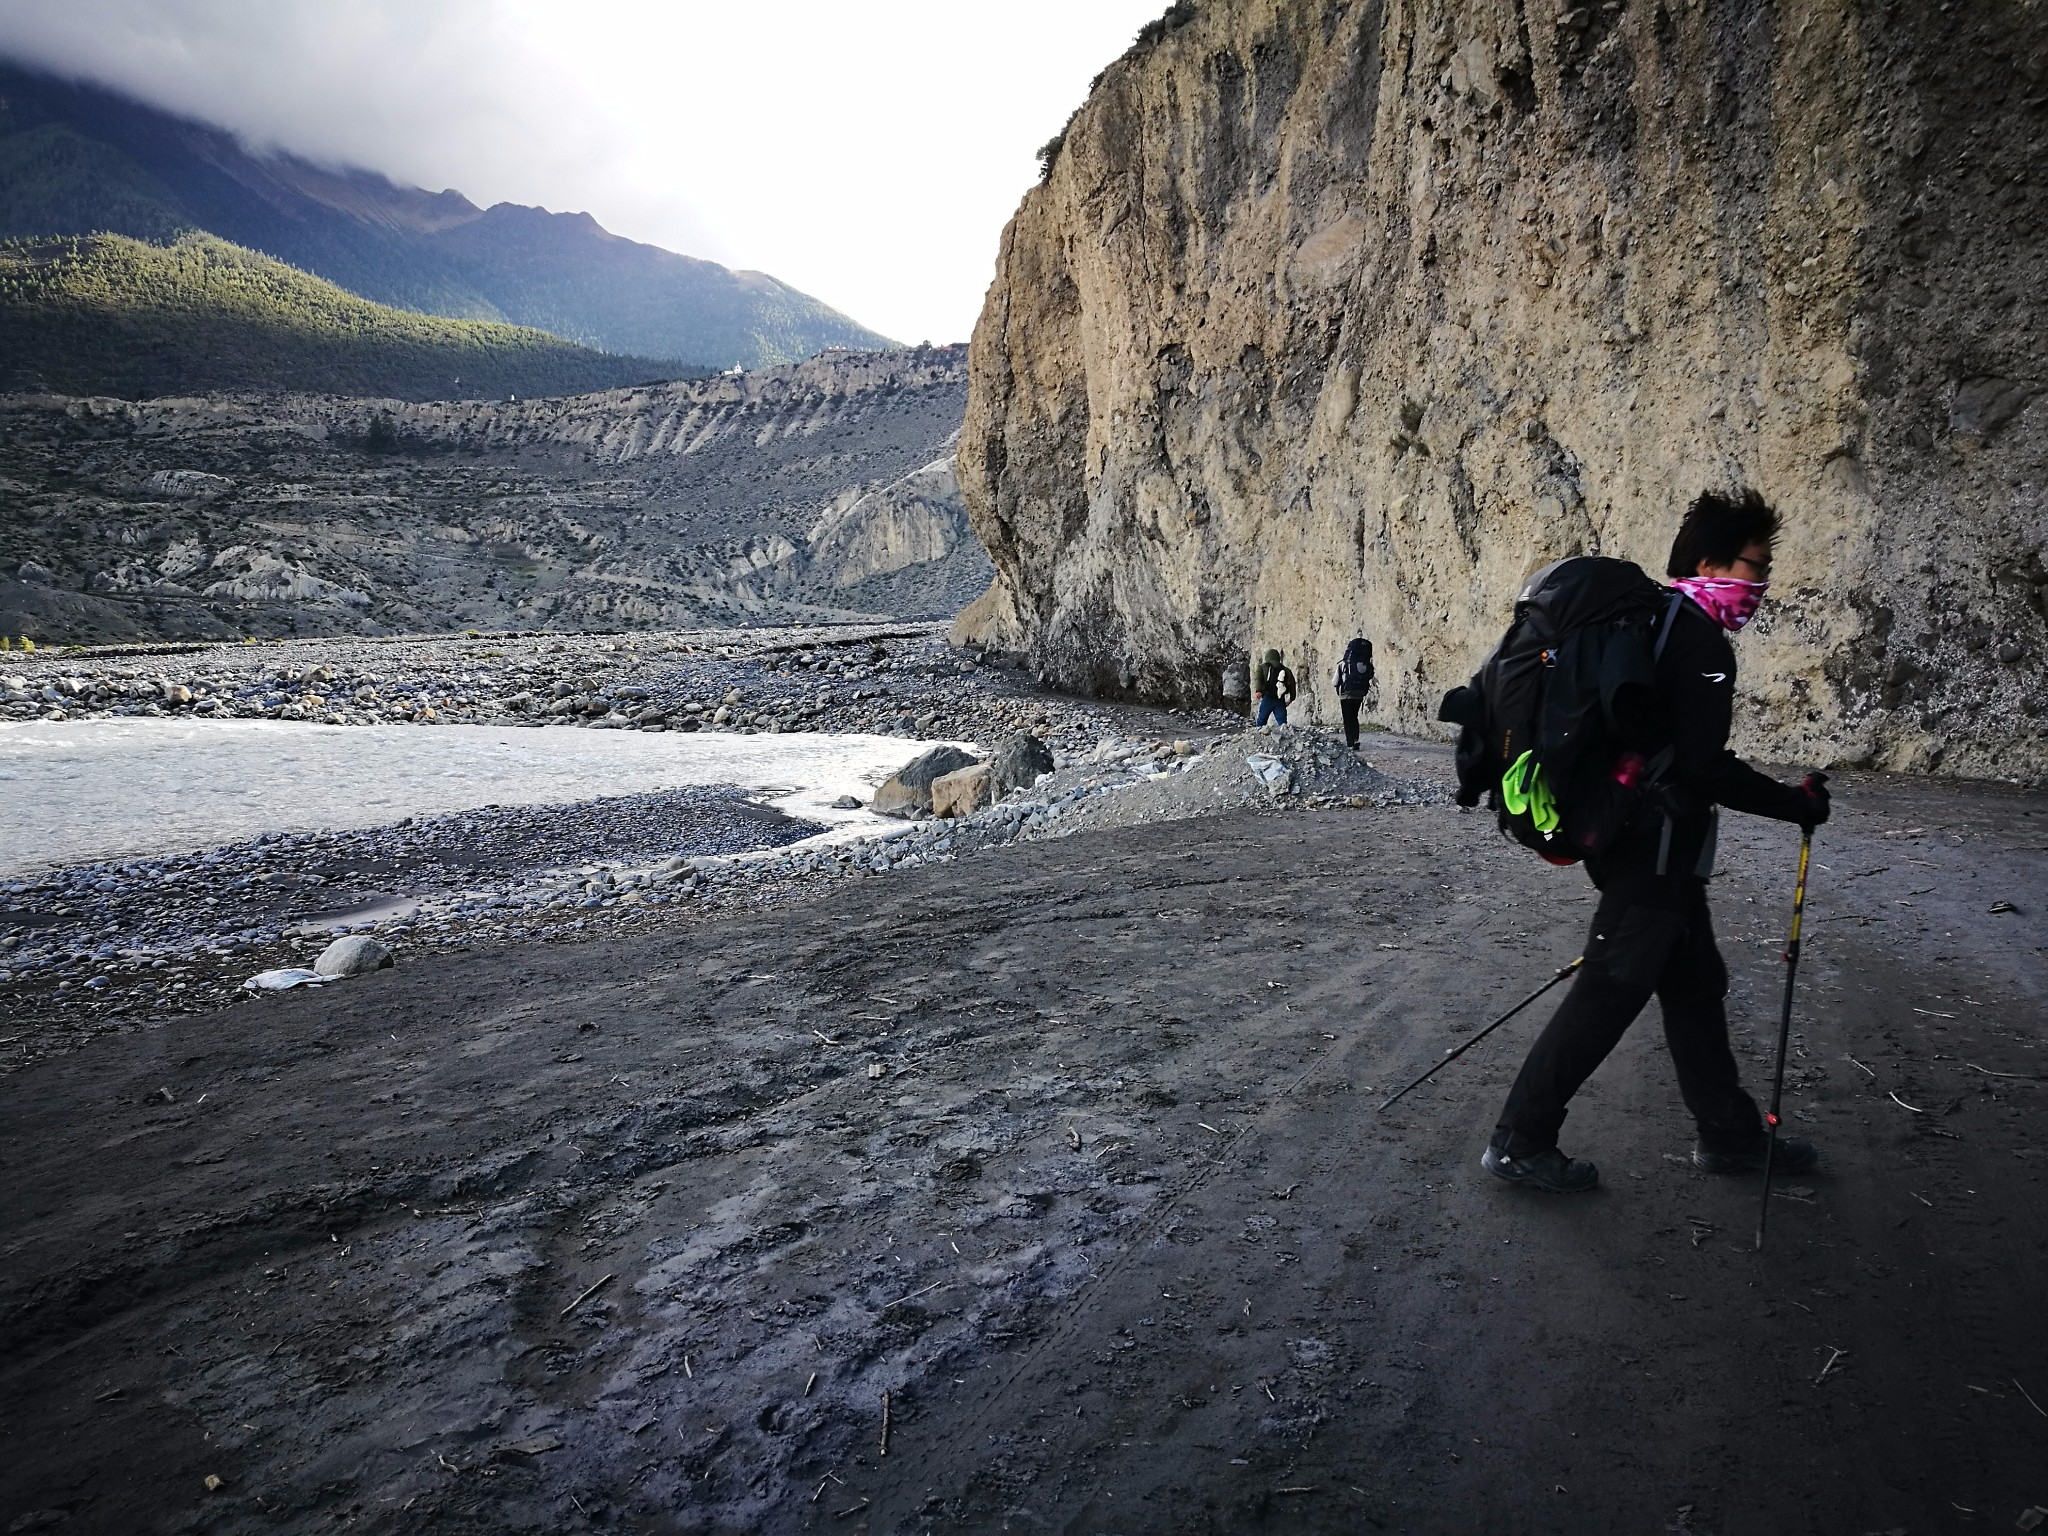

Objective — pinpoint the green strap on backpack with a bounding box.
[1499,750,1561,834]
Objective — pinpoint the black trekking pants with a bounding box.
[1339,696,1363,748]
[1494,869,1761,1154]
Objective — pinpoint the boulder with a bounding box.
[931,761,993,818]
[870,745,978,818]
[313,934,394,978]
[990,732,1055,795]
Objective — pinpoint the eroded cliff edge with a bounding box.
[1,348,985,639]
[957,0,2047,778]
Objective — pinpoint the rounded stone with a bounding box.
[313,934,395,978]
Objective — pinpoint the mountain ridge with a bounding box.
[0,230,688,401]
[0,58,897,369]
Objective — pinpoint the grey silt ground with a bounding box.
[1,737,2042,1532]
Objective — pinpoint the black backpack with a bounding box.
[1438,557,1684,865]
[1337,638,1375,694]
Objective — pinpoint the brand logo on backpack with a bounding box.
[1438,557,1682,866]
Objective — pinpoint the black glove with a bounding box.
[1797,771,1831,831]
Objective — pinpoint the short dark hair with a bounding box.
[1667,488,1781,579]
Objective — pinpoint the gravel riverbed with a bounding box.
[0,622,1148,750]
[0,723,1441,1073]
[0,625,1435,1074]
[5,759,2040,1535]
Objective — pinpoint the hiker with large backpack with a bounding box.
[1333,637,1375,749]
[1437,490,1831,1194]
[1254,649,1297,727]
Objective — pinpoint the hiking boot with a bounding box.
[1692,1134,1818,1175]
[1480,1141,1599,1193]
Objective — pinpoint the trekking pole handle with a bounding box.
[1782,831,1811,960]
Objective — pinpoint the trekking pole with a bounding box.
[1379,956,1585,1112]
[1755,827,1815,1250]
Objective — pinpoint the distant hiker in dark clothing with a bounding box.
[1254,649,1296,727]
[1481,490,1832,1193]
[1333,636,1375,749]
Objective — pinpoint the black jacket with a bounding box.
[1616,596,1809,877]
[1257,663,1297,701]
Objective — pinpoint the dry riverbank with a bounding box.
[2,748,2042,1533]
[0,624,1252,1067]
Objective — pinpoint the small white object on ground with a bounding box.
[1244,754,1294,791]
[242,968,332,991]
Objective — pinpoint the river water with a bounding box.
[0,719,952,876]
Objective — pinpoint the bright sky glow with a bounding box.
[0,0,1168,343]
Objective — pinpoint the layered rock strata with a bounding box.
[0,348,986,640]
[958,0,2047,777]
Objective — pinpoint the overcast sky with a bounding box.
[0,0,1168,343]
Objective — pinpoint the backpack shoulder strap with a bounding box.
[1645,601,1686,859]
[1653,590,1684,660]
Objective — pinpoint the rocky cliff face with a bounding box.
[0,348,984,641]
[958,0,2047,778]
[810,458,963,588]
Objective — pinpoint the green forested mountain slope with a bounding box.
[0,122,190,242]
[0,232,683,400]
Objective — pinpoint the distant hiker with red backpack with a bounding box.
[1333,636,1375,749]
[1438,490,1831,1194]
[1254,649,1296,727]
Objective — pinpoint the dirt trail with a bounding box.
[2,744,2043,1534]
